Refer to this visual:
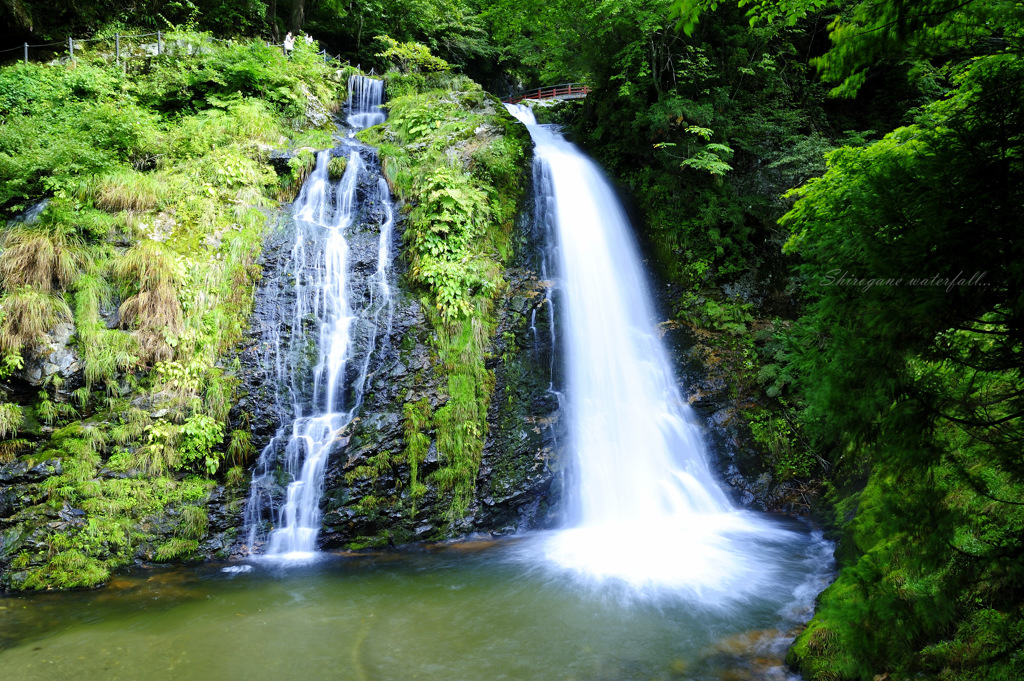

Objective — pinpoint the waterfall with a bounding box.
[506,104,787,596]
[347,75,386,129]
[243,102,394,558]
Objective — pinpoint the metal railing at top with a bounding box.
[501,83,591,104]
[0,31,350,69]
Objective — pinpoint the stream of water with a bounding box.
[242,77,394,558]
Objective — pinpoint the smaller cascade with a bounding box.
[243,77,395,559]
[347,75,386,129]
[352,177,396,397]
[243,142,395,558]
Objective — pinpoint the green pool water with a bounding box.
[0,524,831,681]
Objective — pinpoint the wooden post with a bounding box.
[157,30,162,55]
[115,33,120,63]
[23,42,28,64]
[69,37,74,62]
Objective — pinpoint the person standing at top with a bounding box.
[284,32,295,57]
[303,32,313,45]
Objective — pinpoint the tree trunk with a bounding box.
[266,0,279,42]
[290,0,305,33]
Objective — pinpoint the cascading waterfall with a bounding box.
[243,84,393,558]
[506,103,792,597]
[347,75,386,129]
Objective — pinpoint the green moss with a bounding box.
[154,538,200,562]
[346,535,390,551]
[430,311,495,521]
[368,49,528,527]
[402,399,432,516]
[19,549,110,590]
[328,155,348,180]
[346,451,395,483]
[345,527,411,551]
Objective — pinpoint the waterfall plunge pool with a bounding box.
[0,522,831,681]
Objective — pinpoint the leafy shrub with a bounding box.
[180,412,225,474]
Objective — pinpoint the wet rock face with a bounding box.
[17,323,84,389]
[663,317,807,513]
[316,219,565,547]
[199,485,242,558]
[234,168,564,551]
[473,265,564,534]
[0,460,61,523]
[232,217,299,453]
[0,459,62,582]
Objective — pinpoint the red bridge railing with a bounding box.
[502,83,591,104]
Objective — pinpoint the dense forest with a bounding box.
[1,0,1022,680]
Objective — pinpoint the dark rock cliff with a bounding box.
[231,147,565,553]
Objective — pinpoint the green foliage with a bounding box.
[674,0,830,36]
[407,166,495,320]
[781,54,1024,680]
[746,407,819,481]
[367,52,526,524]
[375,35,452,74]
[0,65,157,212]
[180,412,225,475]
[673,0,1024,97]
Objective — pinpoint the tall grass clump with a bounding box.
[0,287,72,354]
[0,223,86,293]
[0,402,23,439]
[73,272,139,387]
[115,240,182,364]
[93,169,160,212]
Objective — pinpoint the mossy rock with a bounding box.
[328,155,348,180]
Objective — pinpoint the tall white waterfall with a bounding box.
[506,104,780,595]
[244,86,393,558]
